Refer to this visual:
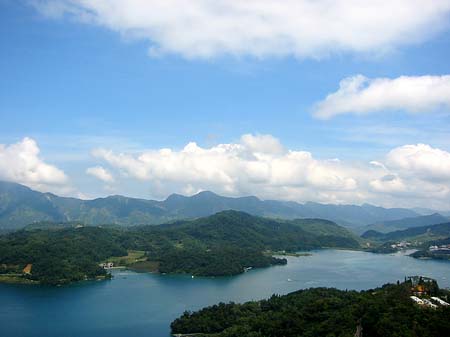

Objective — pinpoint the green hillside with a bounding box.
[362,222,450,242]
[357,213,449,234]
[171,280,450,337]
[0,211,359,285]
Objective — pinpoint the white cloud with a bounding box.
[0,137,71,193]
[86,165,114,183]
[314,74,450,119]
[31,0,450,59]
[386,144,450,181]
[90,134,450,209]
[92,134,359,200]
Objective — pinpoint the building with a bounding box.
[99,262,114,269]
[422,299,438,309]
[431,297,450,306]
[410,296,424,305]
[429,244,450,253]
[407,276,438,296]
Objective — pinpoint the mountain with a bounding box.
[356,213,449,234]
[0,180,420,230]
[412,207,450,217]
[362,222,450,242]
[0,210,359,284]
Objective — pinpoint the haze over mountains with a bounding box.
[362,222,450,242]
[2,180,446,231]
[356,213,450,235]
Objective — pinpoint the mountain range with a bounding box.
[361,222,450,242]
[355,213,450,234]
[0,180,433,230]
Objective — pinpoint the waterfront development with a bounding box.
[1,249,450,337]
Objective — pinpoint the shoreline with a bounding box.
[3,247,430,287]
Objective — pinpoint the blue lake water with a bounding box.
[1,249,450,337]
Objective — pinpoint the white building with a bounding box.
[410,296,424,305]
[431,297,450,306]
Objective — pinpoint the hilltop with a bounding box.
[171,279,450,337]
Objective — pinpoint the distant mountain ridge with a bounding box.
[362,222,450,242]
[355,213,450,234]
[0,180,421,230]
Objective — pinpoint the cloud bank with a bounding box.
[32,0,450,59]
[0,137,70,194]
[2,136,449,208]
[314,74,450,119]
[92,134,450,209]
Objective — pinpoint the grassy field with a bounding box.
[104,250,147,266]
[127,260,160,273]
[0,274,38,284]
[103,250,160,273]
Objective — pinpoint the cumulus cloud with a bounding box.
[368,144,450,204]
[92,134,359,200]
[0,137,70,193]
[86,166,114,183]
[90,134,450,209]
[314,74,450,119]
[31,0,450,59]
[386,144,450,181]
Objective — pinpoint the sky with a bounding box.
[1,0,450,210]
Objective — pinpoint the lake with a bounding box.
[1,249,450,337]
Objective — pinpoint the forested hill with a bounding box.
[362,222,450,242]
[171,281,450,337]
[0,211,359,285]
[357,213,449,234]
[0,181,419,229]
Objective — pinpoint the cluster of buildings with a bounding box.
[408,276,449,309]
[408,276,437,295]
[410,296,449,308]
[390,241,411,249]
[429,244,450,254]
[99,262,114,269]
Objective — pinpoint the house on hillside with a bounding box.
[99,262,114,269]
[407,276,438,296]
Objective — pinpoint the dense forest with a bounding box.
[0,211,359,284]
[171,281,450,337]
[0,226,125,284]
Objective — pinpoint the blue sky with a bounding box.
[1,0,450,209]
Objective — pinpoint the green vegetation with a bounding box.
[362,222,450,242]
[0,227,125,285]
[361,223,450,260]
[366,242,398,254]
[104,250,147,266]
[0,180,420,230]
[357,213,449,234]
[171,281,450,337]
[411,250,450,261]
[0,210,359,285]
[411,237,450,261]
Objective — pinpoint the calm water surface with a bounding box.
[1,249,450,337]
